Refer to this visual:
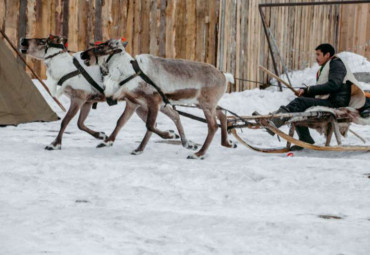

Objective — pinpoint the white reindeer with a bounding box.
[81,39,236,159]
[20,35,182,153]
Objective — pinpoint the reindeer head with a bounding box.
[80,38,128,66]
[20,35,68,60]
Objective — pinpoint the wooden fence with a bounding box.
[1,0,369,92]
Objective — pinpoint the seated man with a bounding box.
[268,43,366,150]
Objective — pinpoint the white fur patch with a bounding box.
[43,52,104,98]
[103,75,120,97]
[224,73,234,84]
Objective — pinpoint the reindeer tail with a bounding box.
[224,73,234,84]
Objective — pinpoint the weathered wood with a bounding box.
[18,0,27,67]
[94,0,102,41]
[2,0,370,89]
[158,0,166,57]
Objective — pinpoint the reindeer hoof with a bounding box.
[187,153,206,160]
[131,150,143,155]
[45,144,61,150]
[97,132,108,140]
[230,140,237,148]
[168,130,180,139]
[184,140,198,150]
[97,140,113,148]
[223,140,237,148]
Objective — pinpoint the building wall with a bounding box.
[1,0,369,91]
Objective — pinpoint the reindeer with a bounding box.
[80,39,236,159]
[20,35,183,154]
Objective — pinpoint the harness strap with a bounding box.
[57,70,80,86]
[45,43,66,54]
[176,109,222,128]
[106,51,120,63]
[118,73,140,87]
[72,57,104,94]
[130,60,171,105]
[45,50,66,60]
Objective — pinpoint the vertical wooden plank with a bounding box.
[240,0,248,91]
[206,0,219,65]
[133,0,142,55]
[365,3,370,58]
[355,4,367,56]
[165,0,175,58]
[77,0,89,50]
[174,0,186,59]
[125,0,134,52]
[18,0,27,67]
[226,0,236,92]
[185,0,196,61]
[234,0,241,91]
[87,0,95,44]
[0,0,6,31]
[54,0,62,35]
[4,0,19,52]
[149,0,158,55]
[195,0,206,62]
[25,0,37,78]
[94,0,102,41]
[102,0,113,41]
[141,0,150,53]
[158,0,166,57]
[68,0,78,51]
[110,0,120,38]
[117,0,128,39]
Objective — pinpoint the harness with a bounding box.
[115,59,171,106]
[56,57,104,95]
[44,41,68,61]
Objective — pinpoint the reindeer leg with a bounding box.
[160,106,198,150]
[146,105,180,140]
[188,108,218,159]
[129,106,153,155]
[97,100,137,148]
[77,102,107,140]
[45,97,84,150]
[216,108,237,148]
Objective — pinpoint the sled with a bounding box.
[226,107,370,153]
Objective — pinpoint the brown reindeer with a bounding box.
[80,39,236,159]
[20,35,182,153]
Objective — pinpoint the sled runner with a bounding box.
[226,106,370,153]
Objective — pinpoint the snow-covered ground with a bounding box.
[1,52,370,255]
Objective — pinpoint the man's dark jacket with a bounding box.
[303,57,351,107]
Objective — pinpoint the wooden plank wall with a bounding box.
[0,0,369,92]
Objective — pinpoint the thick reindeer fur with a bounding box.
[20,36,177,152]
[81,39,235,158]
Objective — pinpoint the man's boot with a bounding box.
[290,126,315,151]
[263,106,290,136]
[253,106,290,135]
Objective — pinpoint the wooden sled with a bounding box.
[227,108,370,153]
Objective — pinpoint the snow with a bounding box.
[1,52,370,255]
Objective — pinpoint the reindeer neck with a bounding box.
[44,52,74,80]
[44,48,68,65]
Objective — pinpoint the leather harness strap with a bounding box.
[129,60,171,106]
[72,57,104,94]
[56,58,104,95]
[57,70,80,86]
